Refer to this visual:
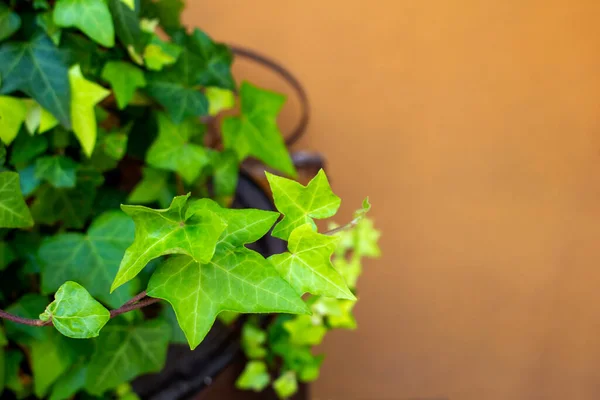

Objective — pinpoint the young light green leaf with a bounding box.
[283,315,327,346]
[0,96,28,145]
[235,361,270,392]
[266,169,341,240]
[84,319,170,396]
[241,321,267,359]
[35,156,78,188]
[0,3,21,42]
[332,256,362,289]
[54,0,115,47]
[269,224,354,300]
[127,167,172,205]
[0,35,72,128]
[273,371,298,399]
[206,87,235,116]
[146,113,209,184]
[222,82,296,177]
[143,35,181,71]
[352,218,381,258]
[326,299,357,329]
[120,0,135,10]
[39,211,136,308]
[0,171,34,228]
[101,61,147,109]
[111,194,227,292]
[69,65,110,157]
[40,281,110,339]
[147,199,308,349]
[23,99,59,134]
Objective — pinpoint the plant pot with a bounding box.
[130,172,307,400]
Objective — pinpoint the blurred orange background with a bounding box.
[187,1,600,399]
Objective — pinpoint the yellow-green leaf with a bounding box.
[0,96,28,145]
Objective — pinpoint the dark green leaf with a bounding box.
[0,241,16,270]
[0,35,71,128]
[141,0,183,33]
[36,12,62,45]
[127,167,172,206]
[222,82,295,176]
[9,131,49,166]
[39,211,136,308]
[18,165,42,196]
[30,184,94,229]
[3,350,25,396]
[49,364,87,400]
[40,281,110,338]
[84,319,170,396]
[54,0,115,47]
[185,29,234,90]
[145,80,208,124]
[0,3,21,42]
[109,0,145,55]
[34,156,78,188]
[0,171,34,228]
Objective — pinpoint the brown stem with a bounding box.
[0,292,161,328]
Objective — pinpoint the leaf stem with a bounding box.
[323,216,362,236]
[0,291,160,328]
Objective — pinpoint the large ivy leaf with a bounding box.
[0,171,34,228]
[146,113,208,184]
[222,82,295,176]
[54,0,115,47]
[0,35,72,128]
[147,199,308,349]
[101,61,146,109]
[40,281,110,339]
[34,155,78,188]
[110,194,227,292]
[49,363,87,400]
[0,96,28,145]
[0,3,21,42]
[84,319,170,396]
[269,224,354,300]
[266,169,340,240]
[69,65,110,157]
[39,211,136,308]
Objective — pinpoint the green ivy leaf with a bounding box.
[34,156,78,188]
[235,361,270,392]
[0,241,16,270]
[3,294,49,342]
[54,0,115,47]
[185,29,234,90]
[266,169,340,240]
[23,99,59,134]
[39,211,136,308]
[40,281,110,339]
[84,319,170,396]
[222,82,296,177]
[110,194,227,292]
[69,65,110,157]
[109,0,145,56]
[0,4,20,42]
[0,96,28,145]
[146,113,208,184]
[269,224,354,300]
[283,315,327,346]
[162,304,187,345]
[36,12,62,46]
[141,0,183,33]
[147,199,308,349]
[0,35,72,129]
[127,167,172,206]
[0,171,34,228]
[273,371,298,399]
[31,328,78,398]
[30,184,94,229]
[3,350,24,395]
[332,255,361,289]
[208,149,239,199]
[326,299,357,329]
[49,364,87,400]
[10,131,48,166]
[241,321,267,359]
[143,35,181,71]
[206,86,235,116]
[101,61,147,109]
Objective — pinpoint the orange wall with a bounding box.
[186,1,600,399]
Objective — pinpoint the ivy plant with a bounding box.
[0,1,381,399]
